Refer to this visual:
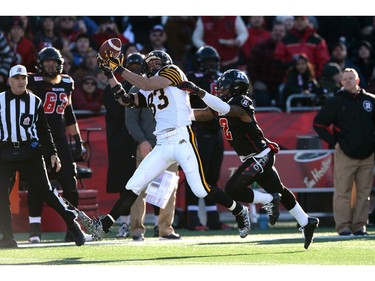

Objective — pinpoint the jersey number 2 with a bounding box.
[219,117,233,140]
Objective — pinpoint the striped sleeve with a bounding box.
[159,65,184,86]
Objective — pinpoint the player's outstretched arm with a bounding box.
[177,81,230,114]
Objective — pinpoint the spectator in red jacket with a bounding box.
[6,17,36,71]
[241,16,271,65]
[248,21,286,107]
[192,16,248,71]
[274,16,330,78]
[73,75,104,112]
[91,17,129,51]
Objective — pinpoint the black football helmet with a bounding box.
[216,69,250,101]
[142,50,173,77]
[36,47,64,77]
[125,52,145,75]
[195,45,220,76]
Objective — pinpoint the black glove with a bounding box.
[177,81,201,95]
[73,134,85,161]
[106,50,124,72]
[97,55,114,79]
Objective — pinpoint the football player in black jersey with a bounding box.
[178,69,320,249]
[184,45,231,231]
[25,47,86,243]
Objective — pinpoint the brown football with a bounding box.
[98,38,122,60]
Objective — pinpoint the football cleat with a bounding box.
[300,217,319,249]
[77,211,106,240]
[261,193,281,225]
[116,223,130,238]
[67,220,86,246]
[235,206,251,238]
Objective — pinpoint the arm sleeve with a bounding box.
[235,16,249,46]
[64,104,78,126]
[201,92,230,115]
[192,17,205,48]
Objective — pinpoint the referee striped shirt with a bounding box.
[0,90,45,142]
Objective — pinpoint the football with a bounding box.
[98,38,122,60]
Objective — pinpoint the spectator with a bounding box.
[142,24,179,66]
[241,16,271,66]
[192,16,248,71]
[280,53,319,110]
[71,49,99,87]
[123,42,139,57]
[6,17,37,71]
[360,16,375,49]
[0,30,13,92]
[72,75,103,112]
[61,50,74,75]
[91,16,129,51]
[274,16,330,78]
[55,16,83,51]
[275,16,295,31]
[317,16,362,54]
[329,41,366,88]
[352,40,375,88]
[164,16,196,69]
[71,33,93,69]
[121,16,162,50]
[14,16,38,43]
[248,21,287,107]
[34,16,63,52]
[76,16,98,36]
[313,68,375,236]
[315,62,342,106]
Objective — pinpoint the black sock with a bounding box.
[101,216,113,233]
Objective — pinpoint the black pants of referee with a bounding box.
[0,154,77,240]
[27,139,79,218]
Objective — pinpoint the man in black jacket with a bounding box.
[313,67,375,236]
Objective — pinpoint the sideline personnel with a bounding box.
[0,65,85,248]
[314,68,375,236]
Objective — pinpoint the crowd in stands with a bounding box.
[1,16,375,111]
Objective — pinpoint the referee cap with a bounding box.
[9,65,28,78]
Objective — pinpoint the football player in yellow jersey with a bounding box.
[78,50,251,240]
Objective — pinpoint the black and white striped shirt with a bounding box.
[0,89,57,155]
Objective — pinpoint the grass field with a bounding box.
[1,222,375,280]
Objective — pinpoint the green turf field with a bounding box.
[2,222,375,280]
[2,222,375,266]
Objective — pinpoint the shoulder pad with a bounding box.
[158,64,186,85]
[62,75,73,84]
[32,75,44,82]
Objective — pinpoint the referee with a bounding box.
[0,65,86,248]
